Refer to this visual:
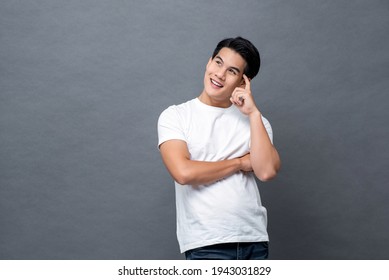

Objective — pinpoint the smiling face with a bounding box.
[199,47,247,108]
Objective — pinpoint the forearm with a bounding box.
[174,157,242,186]
[160,139,250,186]
[249,110,281,181]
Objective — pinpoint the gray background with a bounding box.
[1,0,388,260]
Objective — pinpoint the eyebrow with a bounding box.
[215,55,241,73]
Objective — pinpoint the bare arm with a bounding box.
[231,74,281,181]
[248,110,281,181]
[159,139,252,185]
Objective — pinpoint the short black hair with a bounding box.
[212,37,260,79]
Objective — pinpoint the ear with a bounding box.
[239,77,246,88]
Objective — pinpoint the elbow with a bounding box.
[252,151,281,182]
[175,175,190,185]
[256,170,277,182]
[255,164,280,182]
[173,170,193,185]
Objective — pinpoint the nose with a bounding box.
[215,68,226,80]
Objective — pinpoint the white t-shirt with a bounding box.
[158,98,273,253]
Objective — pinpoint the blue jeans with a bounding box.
[185,242,269,260]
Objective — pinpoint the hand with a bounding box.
[239,153,253,172]
[230,74,259,116]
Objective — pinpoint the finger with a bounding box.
[230,95,240,106]
[232,87,245,97]
[231,88,245,105]
[243,74,251,90]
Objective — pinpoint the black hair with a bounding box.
[211,37,260,79]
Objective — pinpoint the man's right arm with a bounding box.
[159,139,251,186]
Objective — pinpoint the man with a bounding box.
[157,37,281,260]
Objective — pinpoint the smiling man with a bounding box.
[158,37,281,260]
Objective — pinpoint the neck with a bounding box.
[198,91,232,108]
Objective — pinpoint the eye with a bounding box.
[229,69,237,75]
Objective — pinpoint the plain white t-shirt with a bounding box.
[158,98,273,253]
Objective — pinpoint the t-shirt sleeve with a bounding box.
[261,116,274,144]
[157,106,186,148]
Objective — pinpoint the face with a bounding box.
[200,47,247,107]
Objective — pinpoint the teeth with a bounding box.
[211,79,223,87]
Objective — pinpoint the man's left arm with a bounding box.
[248,110,281,181]
[230,74,281,182]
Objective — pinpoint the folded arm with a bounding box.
[159,139,251,186]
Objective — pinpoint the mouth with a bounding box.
[210,78,224,88]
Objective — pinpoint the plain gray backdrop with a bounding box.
[1,0,388,260]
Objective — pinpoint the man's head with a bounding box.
[200,37,260,107]
[212,37,260,79]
